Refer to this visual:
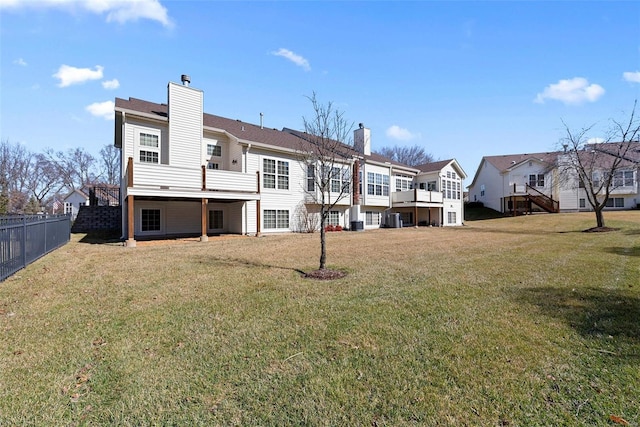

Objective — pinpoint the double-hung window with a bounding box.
[613,170,634,187]
[207,144,222,170]
[367,172,389,196]
[529,174,544,187]
[331,167,342,193]
[328,211,340,226]
[307,164,315,192]
[263,159,289,190]
[264,209,289,229]
[139,131,160,164]
[396,177,412,192]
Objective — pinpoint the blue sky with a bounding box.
[1,1,639,182]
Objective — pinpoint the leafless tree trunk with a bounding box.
[298,93,354,271]
[557,101,640,228]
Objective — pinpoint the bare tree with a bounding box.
[377,145,435,167]
[557,102,640,228]
[43,147,97,190]
[0,139,32,213]
[27,153,63,211]
[99,144,120,185]
[296,93,354,271]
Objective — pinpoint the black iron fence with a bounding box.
[0,214,71,282]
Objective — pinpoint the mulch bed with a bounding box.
[582,227,619,233]
[304,269,347,280]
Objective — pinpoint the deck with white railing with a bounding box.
[123,158,259,198]
[392,190,443,205]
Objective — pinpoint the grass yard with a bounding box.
[1,211,639,426]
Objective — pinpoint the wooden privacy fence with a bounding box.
[0,214,71,282]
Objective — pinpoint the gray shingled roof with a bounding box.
[116,96,422,170]
[482,152,559,172]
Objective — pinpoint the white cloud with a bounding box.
[102,78,120,90]
[534,77,604,105]
[53,65,104,87]
[13,58,27,66]
[271,48,311,71]
[623,71,640,83]
[386,125,419,141]
[86,100,115,120]
[0,0,173,28]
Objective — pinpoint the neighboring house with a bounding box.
[62,185,121,221]
[63,189,89,220]
[114,75,467,246]
[468,148,640,214]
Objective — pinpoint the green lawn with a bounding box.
[1,211,639,426]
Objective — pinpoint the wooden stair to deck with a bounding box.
[525,184,559,213]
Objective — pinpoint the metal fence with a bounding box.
[0,214,71,282]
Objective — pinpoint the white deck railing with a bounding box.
[392,190,443,204]
[127,160,258,193]
[206,169,257,193]
[134,163,201,189]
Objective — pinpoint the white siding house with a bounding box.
[63,189,89,220]
[114,76,467,246]
[468,149,640,214]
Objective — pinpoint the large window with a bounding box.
[529,174,545,187]
[263,159,289,190]
[605,198,624,208]
[139,132,160,164]
[208,210,223,229]
[613,170,634,187]
[367,172,389,196]
[365,211,380,226]
[264,209,289,229]
[396,176,412,192]
[141,209,161,232]
[328,211,340,226]
[447,211,457,224]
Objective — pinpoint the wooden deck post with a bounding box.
[125,195,136,247]
[200,198,208,242]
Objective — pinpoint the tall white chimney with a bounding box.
[354,123,371,156]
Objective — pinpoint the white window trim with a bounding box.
[135,127,161,164]
[138,207,164,235]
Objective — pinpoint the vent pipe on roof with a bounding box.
[260,112,264,129]
[181,74,191,87]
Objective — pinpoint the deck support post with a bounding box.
[200,198,208,242]
[125,195,136,247]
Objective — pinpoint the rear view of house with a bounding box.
[115,76,467,246]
